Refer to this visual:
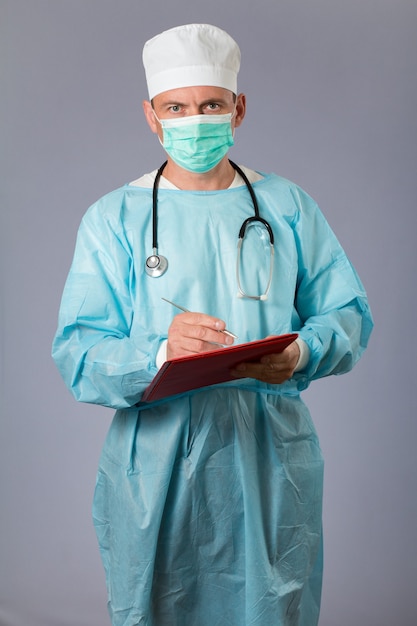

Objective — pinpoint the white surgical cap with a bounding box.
[142,24,241,100]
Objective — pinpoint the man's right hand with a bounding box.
[167,312,234,359]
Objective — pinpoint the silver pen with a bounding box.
[161,297,238,340]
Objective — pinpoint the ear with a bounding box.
[233,93,246,129]
[142,100,159,134]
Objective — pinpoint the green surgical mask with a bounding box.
[155,112,235,173]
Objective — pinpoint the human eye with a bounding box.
[205,102,221,113]
[168,104,182,113]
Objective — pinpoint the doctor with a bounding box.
[53,23,373,626]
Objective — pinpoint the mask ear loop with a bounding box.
[152,108,162,125]
[152,109,166,149]
[230,106,237,138]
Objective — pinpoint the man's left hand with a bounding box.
[230,341,300,384]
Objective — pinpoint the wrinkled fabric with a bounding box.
[52,172,373,625]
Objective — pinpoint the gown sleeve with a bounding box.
[290,186,373,381]
[52,199,158,409]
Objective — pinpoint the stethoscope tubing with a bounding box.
[145,160,274,280]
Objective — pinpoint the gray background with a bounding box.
[1,1,416,625]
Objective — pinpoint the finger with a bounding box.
[174,318,233,347]
[168,332,230,359]
[170,311,227,334]
[186,311,225,328]
[230,361,292,384]
[261,343,300,371]
[168,313,233,358]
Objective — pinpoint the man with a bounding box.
[52,24,373,626]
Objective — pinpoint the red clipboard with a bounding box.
[141,333,298,402]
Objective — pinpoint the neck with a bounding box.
[162,157,236,190]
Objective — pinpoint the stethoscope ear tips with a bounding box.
[145,253,168,278]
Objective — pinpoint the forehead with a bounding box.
[153,85,235,105]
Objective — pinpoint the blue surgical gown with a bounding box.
[52,171,373,626]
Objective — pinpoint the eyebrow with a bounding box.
[159,97,230,108]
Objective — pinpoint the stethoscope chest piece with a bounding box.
[145,250,168,278]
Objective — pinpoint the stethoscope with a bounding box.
[145,160,275,300]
